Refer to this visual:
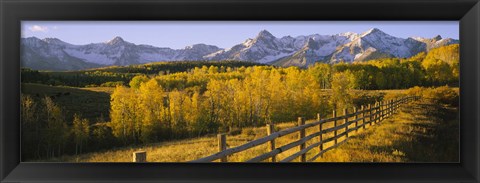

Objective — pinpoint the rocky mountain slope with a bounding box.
[21,28,458,70]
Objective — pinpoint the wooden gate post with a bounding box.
[266,124,276,162]
[133,151,147,162]
[218,134,227,162]
[298,117,306,162]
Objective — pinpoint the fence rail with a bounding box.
[190,96,420,163]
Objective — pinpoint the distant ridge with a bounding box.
[21,28,458,71]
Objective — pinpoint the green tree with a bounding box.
[308,63,332,89]
[330,72,354,110]
[129,75,149,89]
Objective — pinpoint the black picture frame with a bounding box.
[1,0,479,182]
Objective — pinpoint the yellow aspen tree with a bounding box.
[138,79,165,143]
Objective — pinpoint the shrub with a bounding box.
[405,86,424,97]
[383,92,406,101]
[100,81,124,87]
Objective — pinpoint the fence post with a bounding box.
[361,105,366,130]
[396,98,398,113]
[368,104,372,127]
[380,101,384,121]
[373,102,377,124]
[382,101,385,120]
[344,108,349,138]
[391,99,394,115]
[387,100,390,117]
[387,100,391,117]
[376,102,380,123]
[333,110,338,144]
[354,107,358,132]
[381,101,385,121]
[266,123,275,162]
[384,101,387,119]
[133,151,147,162]
[298,117,306,162]
[218,134,227,162]
[391,99,394,116]
[317,113,323,155]
[398,98,401,111]
[395,98,398,112]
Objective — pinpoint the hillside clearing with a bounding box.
[21,83,111,122]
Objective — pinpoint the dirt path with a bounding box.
[314,99,459,162]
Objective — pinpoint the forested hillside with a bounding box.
[21,60,265,87]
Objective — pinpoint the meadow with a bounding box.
[50,88,458,162]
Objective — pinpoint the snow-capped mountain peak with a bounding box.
[362,28,384,36]
[256,30,276,40]
[22,36,222,70]
[106,36,126,45]
[338,32,359,40]
[21,28,459,71]
[433,35,443,41]
[42,37,69,45]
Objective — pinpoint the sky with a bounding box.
[22,21,459,49]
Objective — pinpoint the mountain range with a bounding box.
[21,28,459,71]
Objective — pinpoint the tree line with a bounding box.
[21,95,117,160]
[21,61,265,87]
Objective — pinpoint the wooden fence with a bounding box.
[190,96,420,163]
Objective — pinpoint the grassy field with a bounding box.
[314,98,459,162]
[49,90,458,163]
[25,85,458,162]
[53,119,336,162]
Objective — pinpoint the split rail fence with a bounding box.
[188,96,420,163]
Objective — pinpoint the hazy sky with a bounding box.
[22,21,459,49]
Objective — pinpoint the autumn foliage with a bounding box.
[21,44,459,160]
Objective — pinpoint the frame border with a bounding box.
[1,0,479,182]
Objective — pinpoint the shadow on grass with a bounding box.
[368,100,459,162]
[21,83,111,123]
